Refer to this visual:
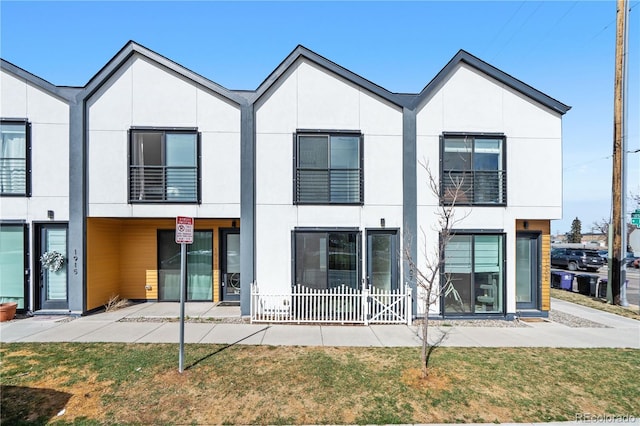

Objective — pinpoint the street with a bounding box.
[551,265,640,307]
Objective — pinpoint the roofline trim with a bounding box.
[248,45,410,108]
[78,41,245,106]
[1,59,80,103]
[413,50,571,115]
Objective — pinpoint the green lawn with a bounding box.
[1,343,638,425]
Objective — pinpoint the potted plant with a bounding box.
[0,302,18,322]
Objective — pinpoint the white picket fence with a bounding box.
[250,283,413,325]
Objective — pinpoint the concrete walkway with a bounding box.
[1,298,638,348]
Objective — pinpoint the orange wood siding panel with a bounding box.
[541,233,551,311]
[86,218,122,311]
[86,218,237,307]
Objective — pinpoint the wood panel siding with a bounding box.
[516,219,551,312]
[540,233,551,311]
[86,218,238,310]
[87,218,122,311]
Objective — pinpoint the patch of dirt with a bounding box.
[401,367,451,390]
[24,366,111,423]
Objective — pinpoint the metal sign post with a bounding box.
[175,216,194,373]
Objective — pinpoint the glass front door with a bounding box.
[39,224,68,310]
[158,230,213,301]
[366,230,398,291]
[516,233,540,310]
[220,229,240,301]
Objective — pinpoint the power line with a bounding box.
[491,1,544,61]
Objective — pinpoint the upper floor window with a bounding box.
[0,120,30,196]
[129,128,200,203]
[294,131,363,204]
[441,134,506,206]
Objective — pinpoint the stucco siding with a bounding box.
[254,59,404,294]
[0,68,70,222]
[131,57,197,126]
[1,69,28,116]
[416,62,563,213]
[86,55,241,217]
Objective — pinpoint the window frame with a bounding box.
[439,132,506,206]
[441,231,506,317]
[128,127,201,204]
[0,222,29,311]
[291,228,362,291]
[293,130,364,205]
[0,119,31,197]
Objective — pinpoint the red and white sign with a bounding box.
[175,216,194,244]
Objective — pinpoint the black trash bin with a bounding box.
[550,271,563,288]
[597,278,629,299]
[576,274,598,296]
[597,278,608,298]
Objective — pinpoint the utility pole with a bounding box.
[608,0,629,305]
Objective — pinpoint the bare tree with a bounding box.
[405,161,469,378]
[592,218,610,236]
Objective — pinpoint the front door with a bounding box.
[366,230,398,291]
[516,233,540,310]
[38,224,68,310]
[220,229,240,302]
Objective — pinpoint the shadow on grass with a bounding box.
[1,385,72,425]
[185,325,271,370]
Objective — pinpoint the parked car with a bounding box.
[550,248,604,272]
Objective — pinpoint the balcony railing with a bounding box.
[442,170,506,205]
[296,168,362,204]
[129,165,198,202]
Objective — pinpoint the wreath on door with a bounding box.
[40,250,65,272]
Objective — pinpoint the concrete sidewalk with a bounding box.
[1,298,638,348]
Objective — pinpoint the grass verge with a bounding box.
[551,288,640,320]
[1,343,638,425]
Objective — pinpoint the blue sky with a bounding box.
[1,1,638,235]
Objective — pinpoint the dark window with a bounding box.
[129,129,200,203]
[294,230,360,290]
[443,233,505,315]
[0,120,30,196]
[295,132,363,204]
[441,134,506,205]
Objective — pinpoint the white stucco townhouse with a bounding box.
[0,42,569,319]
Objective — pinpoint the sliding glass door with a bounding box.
[158,230,213,301]
[0,224,27,309]
[443,234,504,315]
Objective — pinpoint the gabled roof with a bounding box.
[413,49,571,115]
[0,59,80,103]
[2,42,570,116]
[79,41,246,106]
[249,45,411,108]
